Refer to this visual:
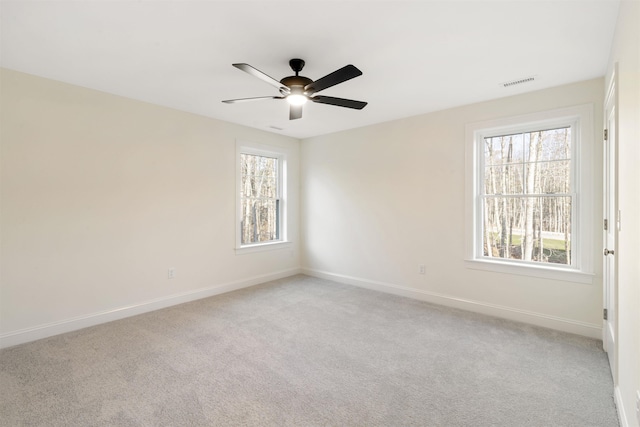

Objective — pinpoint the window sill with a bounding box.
[464,259,594,284]
[235,241,292,255]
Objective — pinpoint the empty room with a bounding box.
[1,1,639,426]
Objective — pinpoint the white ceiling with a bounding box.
[1,0,620,139]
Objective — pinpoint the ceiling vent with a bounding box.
[502,76,535,88]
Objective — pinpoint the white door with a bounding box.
[603,68,618,380]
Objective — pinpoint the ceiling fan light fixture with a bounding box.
[286,86,307,106]
[286,93,308,106]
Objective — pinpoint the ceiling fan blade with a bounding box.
[304,65,362,94]
[289,104,303,120]
[310,95,367,110]
[222,96,284,104]
[233,63,289,92]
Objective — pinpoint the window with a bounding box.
[465,105,594,284]
[236,142,288,251]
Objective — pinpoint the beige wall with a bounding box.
[301,78,605,337]
[0,70,612,346]
[0,69,301,345]
[605,1,640,425]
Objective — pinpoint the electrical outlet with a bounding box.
[419,264,426,275]
[168,268,175,279]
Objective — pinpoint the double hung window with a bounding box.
[465,105,594,283]
[236,142,287,250]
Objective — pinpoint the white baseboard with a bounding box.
[303,268,602,339]
[0,268,302,349]
[2,267,603,349]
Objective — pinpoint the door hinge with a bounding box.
[604,129,608,141]
[604,219,608,231]
[603,308,608,320]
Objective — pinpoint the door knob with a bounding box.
[604,248,615,256]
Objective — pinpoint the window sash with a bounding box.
[478,194,575,267]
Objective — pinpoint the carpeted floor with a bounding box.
[0,275,619,426]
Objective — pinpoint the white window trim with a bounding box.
[464,105,594,284]
[235,140,290,254]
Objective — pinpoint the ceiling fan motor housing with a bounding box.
[280,75,313,94]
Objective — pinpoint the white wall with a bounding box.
[605,1,640,425]
[301,78,604,338]
[0,69,301,347]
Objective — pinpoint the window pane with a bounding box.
[524,128,571,163]
[483,197,524,260]
[484,133,525,165]
[241,154,278,198]
[539,127,571,162]
[241,198,279,244]
[484,165,524,195]
[522,159,571,195]
[537,196,572,265]
[537,160,571,194]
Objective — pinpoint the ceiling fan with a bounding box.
[222,59,367,120]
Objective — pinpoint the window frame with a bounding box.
[235,141,290,253]
[464,105,595,284]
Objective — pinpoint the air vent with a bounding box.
[269,126,284,131]
[502,76,535,88]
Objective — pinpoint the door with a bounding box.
[603,67,618,380]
